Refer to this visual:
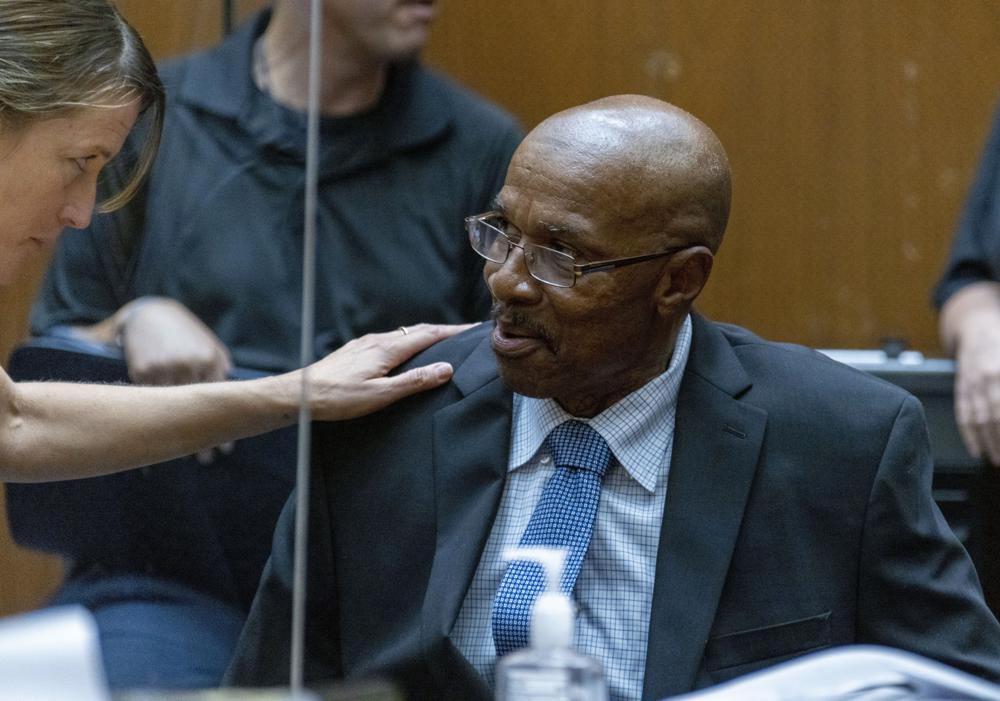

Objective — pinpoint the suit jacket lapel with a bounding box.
[420,334,511,697]
[642,314,767,700]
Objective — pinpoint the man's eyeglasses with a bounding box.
[466,211,693,288]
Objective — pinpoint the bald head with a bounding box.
[514,95,731,252]
[487,96,729,416]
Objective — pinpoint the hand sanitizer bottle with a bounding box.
[494,547,609,701]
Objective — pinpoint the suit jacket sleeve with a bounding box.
[858,394,1000,681]
[224,465,343,687]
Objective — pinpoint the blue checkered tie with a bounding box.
[492,420,612,656]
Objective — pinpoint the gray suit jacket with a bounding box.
[226,315,1000,700]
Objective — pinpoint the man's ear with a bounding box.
[654,246,714,316]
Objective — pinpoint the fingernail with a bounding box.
[435,363,453,380]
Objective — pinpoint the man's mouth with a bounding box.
[490,305,557,357]
[491,323,546,358]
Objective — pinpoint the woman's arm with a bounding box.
[0,323,463,482]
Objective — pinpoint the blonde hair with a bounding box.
[0,0,164,212]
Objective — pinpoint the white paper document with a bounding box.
[0,605,108,701]
[667,645,1000,701]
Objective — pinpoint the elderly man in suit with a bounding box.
[226,95,1000,701]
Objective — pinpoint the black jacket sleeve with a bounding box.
[932,101,1000,309]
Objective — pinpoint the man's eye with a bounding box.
[548,240,577,257]
[491,218,518,239]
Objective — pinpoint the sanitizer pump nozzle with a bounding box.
[503,547,571,649]
[494,546,608,701]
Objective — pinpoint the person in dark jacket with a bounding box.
[228,95,1000,701]
[29,0,521,690]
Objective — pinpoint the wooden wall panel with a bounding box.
[2,0,1000,616]
[423,0,1000,353]
[114,0,269,59]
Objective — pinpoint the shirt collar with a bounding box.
[509,314,693,493]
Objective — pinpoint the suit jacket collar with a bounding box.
[642,313,767,699]
[417,319,767,699]
[421,331,509,699]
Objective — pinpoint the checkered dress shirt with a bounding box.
[450,314,693,701]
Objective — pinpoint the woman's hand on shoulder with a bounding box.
[302,323,475,422]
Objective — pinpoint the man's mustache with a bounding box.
[490,303,559,353]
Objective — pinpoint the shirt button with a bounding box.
[540,456,552,465]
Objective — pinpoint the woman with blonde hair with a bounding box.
[0,0,461,481]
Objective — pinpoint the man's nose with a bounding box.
[485,244,543,305]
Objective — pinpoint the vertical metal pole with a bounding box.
[291,0,322,694]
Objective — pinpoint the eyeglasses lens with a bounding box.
[469,216,575,288]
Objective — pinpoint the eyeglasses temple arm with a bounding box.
[573,246,691,276]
